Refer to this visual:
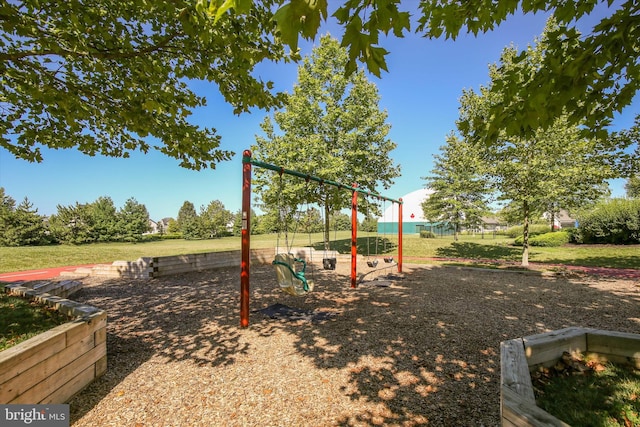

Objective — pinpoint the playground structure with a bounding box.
[241,150,403,327]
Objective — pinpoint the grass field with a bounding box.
[0,232,638,273]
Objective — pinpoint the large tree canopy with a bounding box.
[3,0,637,168]
[272,0,639,142]
[1,0,290,169]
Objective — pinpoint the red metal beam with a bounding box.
[351,185,358,288]
[398,198,403,273]
[240,150,252,328]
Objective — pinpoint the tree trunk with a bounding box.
[522,201,530,267]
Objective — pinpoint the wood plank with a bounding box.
[523,327,588,368]
[10,342,106,404]
[501,339,535,402]
[40,365,95,404]
[65,312,106,346]
[502,386,570,426]
[95,355,108,378]
[0,326,68,385]
[0,328,97,403]
[586,329,640,366]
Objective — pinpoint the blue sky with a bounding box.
[1,5,637,220]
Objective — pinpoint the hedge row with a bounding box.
[576,198,640,244]
[502,223,552,238]
[514,231,570,247]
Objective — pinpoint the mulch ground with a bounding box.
[65,260,640,426]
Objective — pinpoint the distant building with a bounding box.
[146,219,159,234]
[543,209,577,229]
[377,188,453,235]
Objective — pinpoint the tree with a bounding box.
[232,208,262,235]
[117,198,150,241]
[176,201,199,239]
[416,1,639,144]
[87,196,118,242]
[199,200,233,238]
[1,0,290,169]
[0,188,17,245]
[421,133,492,241]
[5,1,637,169]
[0,196,48,246]
[270,0,638,145]
[458,24,621,265]
[251,35,400,251]
[330,212,351,231]
[626,176,640,199]
[360,215,378,233]
[167,218,181,234]
[48,202,93,244]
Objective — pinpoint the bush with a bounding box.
[420,230,436,238]
[577,198,640,244]
[514,231,570,247]
[160,233,183,240]
[504,223,552,238]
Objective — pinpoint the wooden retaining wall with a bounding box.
[151,248,274,277]
[500,327,640,426]
[1,286,107,404]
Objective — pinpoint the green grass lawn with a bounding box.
[0,232,638,273]
[537,362,640,426]
[0,293,72,351]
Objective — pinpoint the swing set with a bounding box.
[241,150,403,327]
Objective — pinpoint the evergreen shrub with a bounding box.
[420,230,436,238]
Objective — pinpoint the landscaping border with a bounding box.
[1,284,107,404]
[500,327,640,426]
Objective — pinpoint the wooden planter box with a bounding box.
[500,327,640,426]
[1,285,107,404]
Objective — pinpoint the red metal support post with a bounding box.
[351,185,358,288]
[240,150,252,327]
[398,198,403,273]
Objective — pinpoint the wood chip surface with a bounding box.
[68,262,640,426]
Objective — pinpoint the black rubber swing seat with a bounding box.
[323,257,337,270]
[367,259,379,267]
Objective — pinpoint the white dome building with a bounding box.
[377,188,450,235]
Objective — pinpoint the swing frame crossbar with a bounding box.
[241,150,403,327]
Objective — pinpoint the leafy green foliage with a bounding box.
[626,176,640,199]
[177,201,199,239]
[577,198,640,244]
[514,230,570,247]
[417,1,639,144]
[1,0,290,169]
[4,0,637,169]
[422,133,492,241]
[45,196,150,244]
[199,200,233,237]
[117,198,151,242]
[456,20,623,265]
[359,215,378,233]
[419,230,436,238]
[502,224,554,239]
[0,196,50,246]
[251,35,400,251]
